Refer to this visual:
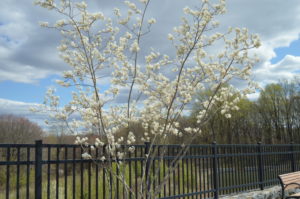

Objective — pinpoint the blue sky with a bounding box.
[0,0,300,129]
[0,76,55,103]
[0,75,73,105]
[271,39,300,64]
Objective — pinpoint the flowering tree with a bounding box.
[34,0,260,198]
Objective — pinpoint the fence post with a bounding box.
[290,142,296,172]
[144,142,151,198]
[257,142,264,190]
[212,141,219,199]
[35,140,43,199]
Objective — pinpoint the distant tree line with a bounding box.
[0,115,43,144]
[186,78,300,144]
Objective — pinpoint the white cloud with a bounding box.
[247,92,260,101]
[0,0,68,83]
[0,98,47,128]
[253,55,300,86]
[0,64,54,83]
[0,0,300,85]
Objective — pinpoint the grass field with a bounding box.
[0,160,215,198]
[0,156,290,198]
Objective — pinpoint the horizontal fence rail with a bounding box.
[0,141,300,199]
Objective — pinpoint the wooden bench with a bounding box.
[278,171,300,199]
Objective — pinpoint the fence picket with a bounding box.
[35,140,43,199]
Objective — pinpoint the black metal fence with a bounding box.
[0,140,300,199]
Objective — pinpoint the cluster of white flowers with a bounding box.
[35,0,261,185]
[75,136,88,145]
[128,146,135,153]
[100,156,106,161]
[34,0,55,10]
[82,152,92,159]
[55,79,70,87]
[139,0,148,4]
[147,18,156,24]
[117,151,124,159]
[95,138,104,147]
[167,33,174,41]
[184,127,201,134]
[127,131,136,145]
[124,1,141,14]
[39,21,49,27]
[54,19,65,27]
[130,40,140,52]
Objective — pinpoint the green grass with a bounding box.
[1,158,288,198]
[0,160,213,198]
[0,162,144,199]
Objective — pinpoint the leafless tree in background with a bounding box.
[0,114,44,144]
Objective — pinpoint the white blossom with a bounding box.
[75,2,87,9]
[128,146,135,153]
[54,20,65,27]
[139,0,148,4]
[147,18,156,24]
[82,152,92,159]
[167,33,174,40]
[57,44,68,52]
[225,113,232,119]
[39,21,49,27]
[100,156,106,161]
[184,127,193,133]
[130,40,140,52]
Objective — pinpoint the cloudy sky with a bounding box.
[0,0,300,129]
